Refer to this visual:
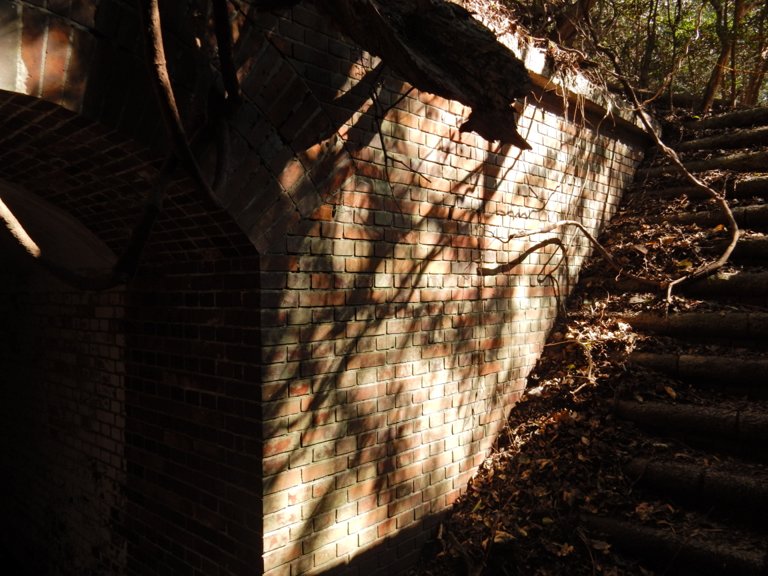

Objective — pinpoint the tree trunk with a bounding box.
[699,0,749,113]
[743,54,768,106]
[699,45,731,113]
[638,0,659,89]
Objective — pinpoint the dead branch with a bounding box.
[504,220,660,289]
[478,237,567,277]
[582,13,740,301]
[138,0,221,210]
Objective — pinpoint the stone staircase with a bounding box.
[581,107,768,574]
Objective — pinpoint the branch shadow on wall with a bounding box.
[249,38,626,571]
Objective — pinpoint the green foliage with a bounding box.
[495,0,768,108]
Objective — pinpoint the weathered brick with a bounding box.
[3,2,643,575]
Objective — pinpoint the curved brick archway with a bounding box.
[0,3,268,574]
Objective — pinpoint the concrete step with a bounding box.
[623,311,768,342]
[582,513,768,576]
[615,400,768,459]
[625,457,768,522]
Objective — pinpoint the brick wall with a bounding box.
[0,2,647,575]
[242,4,646,575]
[122,257,263,576]
[0,267,126,574]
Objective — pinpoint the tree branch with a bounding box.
[501,220,660,289]
[138,0,221,210]
[582,11,740,299]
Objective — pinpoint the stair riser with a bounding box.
[582,515,767,576]
[626,460,768,526]
[615,401,768,461]
[630,353,768,399]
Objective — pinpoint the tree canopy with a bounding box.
[481,0,768,111]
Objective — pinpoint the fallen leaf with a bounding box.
[591,539,611,553]
[556,542,575,557]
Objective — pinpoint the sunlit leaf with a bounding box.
[493,530,515,544]
[591,539,611,552]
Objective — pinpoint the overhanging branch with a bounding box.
[324,0,532,148]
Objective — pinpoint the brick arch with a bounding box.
[1,0,213,148]
[0,89,254,266]
[0,1,359,258]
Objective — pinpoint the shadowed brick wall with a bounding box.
[0,1,648,575]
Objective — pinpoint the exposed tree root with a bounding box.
[502,220,660,290]
[323,0,531,147]
[212,0,242,107]
[2,158,175,291]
